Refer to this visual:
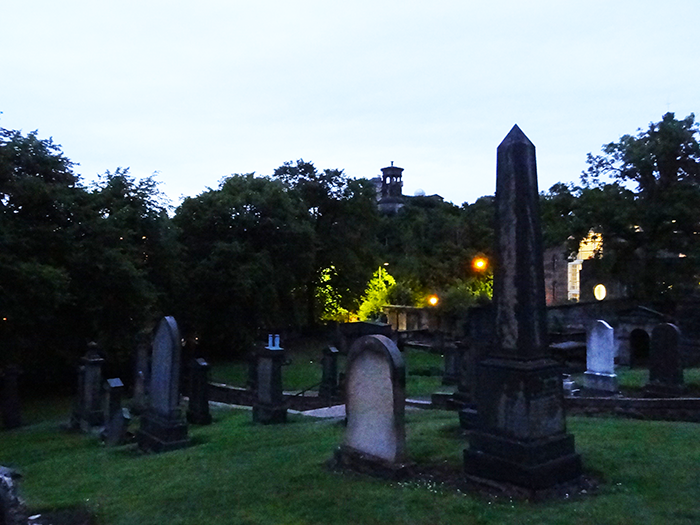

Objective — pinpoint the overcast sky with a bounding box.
[2,1,698,207]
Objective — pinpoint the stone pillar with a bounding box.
[1,365,21,430]
[319,346,340,400]
[103,378,128,446]
[583,320,618,394]
[187,358,212,425]
[70,343,105,432]
[136,316,189,452]
[464,125,581,489]
[334,335,406,473]
[253,334,287,424]
[645,323,684,397]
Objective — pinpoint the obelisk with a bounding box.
[463,125,581,489]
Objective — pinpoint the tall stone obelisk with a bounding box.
[463,125,581,489]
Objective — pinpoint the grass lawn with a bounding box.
[2,397,700,524]
[211,345,446,399]
[571,368,700,391]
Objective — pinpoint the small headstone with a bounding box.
[253,334,287,424]
[645,323,684,397]
[70,343,105,432]
[131,331,150,414]
[335,335,406,471]
[103,378,128,446]
[0,466,28,525]
[319,346,340,400]
[441,343,460,385]
[583,320,618,394]
[136,316,189,452]
[187,358,212,425]
[1,365,22,430]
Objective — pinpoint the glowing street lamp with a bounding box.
[428,295,439,306]
[472,256,488,272]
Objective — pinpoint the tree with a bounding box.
[577,112,700,298]
[272,160,380,326]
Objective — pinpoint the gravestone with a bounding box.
[645,323,684,397]
[136,316,189,452]
[335,334,406,472]
[103,378,128,446]
[187,358,212,425]
[1,365,21,430]
[583,320,618,394]
[0,466,27,525]
[70,343,105,431]
[442,342,460,385]
[253,335,287,424]
[131,331,150,414]
[319,346,340,400]
[463,125,581,489]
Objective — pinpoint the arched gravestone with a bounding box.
[583,320,618,394]
[337,335,406,469]
[645,323,684,397]
[136,317,189,452]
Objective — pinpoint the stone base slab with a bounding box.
[583,371,618,394]
[136,410,189,453]
[331,446,414,480]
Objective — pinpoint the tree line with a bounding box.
[2,112,699,384]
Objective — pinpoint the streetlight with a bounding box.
[472,256,488,272]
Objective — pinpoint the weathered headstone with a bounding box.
[464,125,581,489]
[253,335,287,424]
[187,358,212,425]
[103,378,128,446]
[442,342,460,385]
[335,335,406,472]
[70,343,105,432]
[0,466,27,525]
[645,323,684,397]
[583,320,618,394]
[319,346,340,400]
[136,316,189,452]
[1,365,22,430]
[131,331,150,414]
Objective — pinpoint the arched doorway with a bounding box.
[630,328,650,368]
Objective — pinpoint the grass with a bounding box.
[571,367,700,391]
[2,397,700,524]
[210,345,446,399]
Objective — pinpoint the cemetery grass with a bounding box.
[572,368,700,393]
[211,345,444,398]
[3,399,700,524]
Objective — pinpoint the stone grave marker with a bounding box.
[187,358,212,425]
[442,342,460,385]
[319,346,340,400]
[335,334,407,472]
[253,334,287,424]
[131,331,150,414]
[463,125,581,489]
[1,365,21,430]
[70,343,105,432]
[583,320,618,394]
[645,323,684,397]
[103,378,129,446]
[136,316,189,452]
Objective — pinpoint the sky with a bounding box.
[2,1,699,207]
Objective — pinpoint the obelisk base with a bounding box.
[464,357,582,489]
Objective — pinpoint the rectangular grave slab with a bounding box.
[583,320,618,394]
[253,335,287,424]
[645,323,684,397]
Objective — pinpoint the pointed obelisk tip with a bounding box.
[499,124,533,148]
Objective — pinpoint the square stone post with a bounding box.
[253,334,287,424]
[104,378,128,446]
[187,358,212,425]
[464,125,581,489]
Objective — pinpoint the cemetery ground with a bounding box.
[2,394,700,524]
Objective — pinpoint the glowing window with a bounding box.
[594,284,607,301]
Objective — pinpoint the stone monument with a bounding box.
[1,365,21,430]
[252,334,287,424]
[583,320,618,394]
[136,316,189,452]
[103,378,129,446]
[319,346,340,400]
[70,343,105,432]
[645,323,684,397]
[463,125,581,489]
[334,334,407,473]
[187,358,212,425]
[131,330,150,414]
